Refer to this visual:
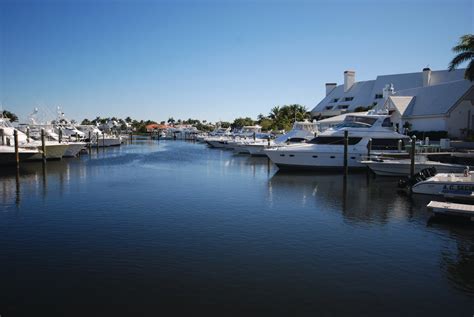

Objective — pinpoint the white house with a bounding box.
[311,68,474,138]
[381,79,474,138]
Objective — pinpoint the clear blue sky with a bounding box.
[0,0,472,123]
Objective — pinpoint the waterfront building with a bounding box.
[311,68,474,138]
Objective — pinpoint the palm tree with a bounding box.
[448,34,474,81]
[269,106,281,120]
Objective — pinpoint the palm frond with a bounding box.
[452,34,474,53]
[448,51,474,71]
[465,59,474,81]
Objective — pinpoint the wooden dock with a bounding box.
[427,201,474,221]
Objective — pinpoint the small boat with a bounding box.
[362,157,467,176]
[411,168,474,195]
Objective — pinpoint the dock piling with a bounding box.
[343,130,348,176]
[58,129,63,143]
[0,128,4,145]
[367,138,372,160]
[88,131,92,153]
[96,132,100,151]
[410,135,416,177]
[41,128,46,163]
[26,127,30,143]
[14,130,19,169]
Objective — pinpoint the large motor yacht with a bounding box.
[264,113,409,171]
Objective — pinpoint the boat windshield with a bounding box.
[335,116,377,128]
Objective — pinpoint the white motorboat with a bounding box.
[264,112,409,171]
[0,116,68,160]
[76,125,121,147]
[242,121,319,156]
[411,170,474,195]
[362,156,467,176]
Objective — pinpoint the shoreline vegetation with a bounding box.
[3,104,312,134]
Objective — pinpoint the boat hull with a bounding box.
[412,181,474,195]
[0,152,38,165]
[265,148,367,170]
[27,144,69,160]
[364,161,467,176]
[63,142,87,157]
[92,137,121,147]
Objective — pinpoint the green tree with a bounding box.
[231,117,255,129]
[259,118,273,131]
[81,118,92,125]
[2,110,18,122]
[448,34,474,81]
[219,121,231,129]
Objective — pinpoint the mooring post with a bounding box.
[398,139,402,151]
[87,131,91,153]
[367,138,372,160]
[96,132,100,151]
[14,130,19,169]
[410,135,416,178]
[58,129,63,143]
[253,132,256,141]
[0,128,4,145]
[41,128,46,163]
[130,132,133,144]
[343,130,348,176]
[26,127,30,143]
[76,132,79,142]
[102,132,105,149]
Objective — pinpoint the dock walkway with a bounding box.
[427,201,474,220]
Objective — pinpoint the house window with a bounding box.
[325,106,334,110]
[338,105,349,109]
[375,94,383,99]
[344,97,354,101]
[333,98,339,102]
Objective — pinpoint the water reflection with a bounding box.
[428,221,474,295]
[268,171,425,224]
[0,140,473,314]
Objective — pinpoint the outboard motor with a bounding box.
[398,167,437,189]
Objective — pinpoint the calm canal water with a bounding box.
[1,140,473,316]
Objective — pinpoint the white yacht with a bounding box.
[242,121,318,156]
[264,113,409,170]
[362,157,467,176]
[216,125,268,151]
[0,116,68,160]
[76,125,121,147]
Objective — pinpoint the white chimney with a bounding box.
[325,83,337,96]
[344,70,355,92]
[422,67,431,87]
